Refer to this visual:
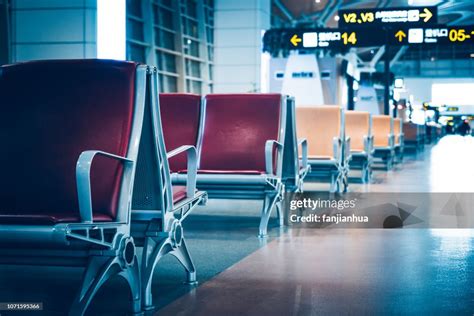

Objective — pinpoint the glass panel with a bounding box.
[207,45,213,60]
[155,28,175,50]
[183,38,200,57]
[206,27,214,44]
[127,0,142,18]
[127,19,144,42]
[186,79,202,94]
[160,0,173,8]
[128,44,146,63]
[159,74,178,92]
[186,0,197,18]
[153,5,174,29]
[185,59,201,77]
[157,51,177,73]
[182,18,199,38]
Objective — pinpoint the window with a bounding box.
[126,0,214,93]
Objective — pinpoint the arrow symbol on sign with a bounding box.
[419,8,433,22]
[290,34,302,46]
[395,30,407,42]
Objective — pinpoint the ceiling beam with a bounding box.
[273,0,295,24]
[390,46,407,68]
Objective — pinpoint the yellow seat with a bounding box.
[346,111,371,153]
[296,106,343,160]
[295,106,348,193]
[394,118,402,146]
[372,115,393,148]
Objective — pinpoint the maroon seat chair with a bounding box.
[175,93,287,237]
[159,93,203,173]
[0,59,146,315]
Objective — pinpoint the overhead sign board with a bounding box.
[338,6,437,27]
[389,25,474,45]
[263,28,386,51]
[263,25,473,54]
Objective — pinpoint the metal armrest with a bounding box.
[167,145,197,198]
[332,137,342,161]
[388,134,395,148]
[344,137,351,161]
[364,135,374,154]
[265,140,283,177]
[298,138,308,169]
[76,150,134,224]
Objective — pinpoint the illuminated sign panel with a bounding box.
[338,6,437,27]
[262,25,474,54]
[389,25,474,45]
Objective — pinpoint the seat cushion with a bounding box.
[0,213,114,225]
[172,185,188,203]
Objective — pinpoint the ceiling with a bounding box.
[272,0,474,27]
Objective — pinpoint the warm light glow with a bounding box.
[97,0,126,60]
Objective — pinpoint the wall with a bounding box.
[10,0,97,62]
[213,0,270,93]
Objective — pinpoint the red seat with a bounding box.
[172,185,188,203]
[0,59,137,224]
[160,93,201,173]
[199,94,282,173]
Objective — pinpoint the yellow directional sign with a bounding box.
[419,8,433,23]
[395,30,407,42]
[290,34,302,46]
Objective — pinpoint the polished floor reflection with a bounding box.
[158,229,474,316]
[158,136,474,315]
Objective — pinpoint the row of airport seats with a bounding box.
[0,59,424,315]
[0,60,207,315]
[159,93,310,236]
[403,122,426,152]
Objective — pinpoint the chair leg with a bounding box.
[330,174,337,193]
[259,193,278,238]
[69,256,121,316]
[120,254,143,316]
[170,238,197,285]
[141,237,173,311]
[275,200,284,227]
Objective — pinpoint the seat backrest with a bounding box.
[199,94,284,173]
[295,106,343,159]
[345,111,371,152]
[372,115,393,147]
[394,118,402,145]
[132,70,173,215]
[403,122,419,140]
[0,59,142,221]
[159,93,202,172]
